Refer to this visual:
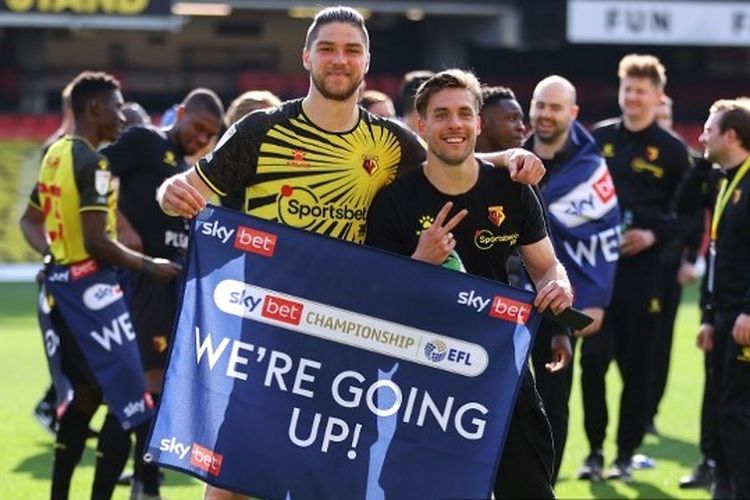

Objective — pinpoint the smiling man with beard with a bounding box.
[524,75,620,484]
[154,6,546,499]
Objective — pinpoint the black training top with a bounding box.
[592,118,690,245]
[196,99,426,244]
[707,161,750,317]
[365,160,547,284]
[103,126,190,260]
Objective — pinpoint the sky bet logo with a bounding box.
[233,225,277,257]
[191,443,223,476]
[123,393,154,418]
[228,288,302,326]
[200,220,277,257]
[457,290,530,324]
[200,220,235,243]
[159,437,191,460]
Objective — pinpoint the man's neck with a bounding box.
[532,129,569,160]
[622,113,655,133]
[302,91,359,133]
[73,122,100,150]
[474,136,494,154]
[423,155,478,195]
[166,127,179,147]
[720,150,750,171]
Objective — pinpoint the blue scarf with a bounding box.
[45,260,153,429]
[37,285,74,419]
[540,121,622,309]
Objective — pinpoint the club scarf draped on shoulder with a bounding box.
[541,121,621,309]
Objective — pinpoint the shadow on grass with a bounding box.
[12,440,195,486]
[12,440,94,480]
[555,477,672,499]
[591,478,671,498]
[641,433,701,469]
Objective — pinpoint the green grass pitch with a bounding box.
[0,281,710,499]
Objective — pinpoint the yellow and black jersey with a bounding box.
[197,99,426,244]
[30,136,117,264]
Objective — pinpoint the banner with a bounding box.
[147,205,542,499]
[568,0,750,46]
[0,0,182,30]
[37,284,74,418]
[45,261,153,429]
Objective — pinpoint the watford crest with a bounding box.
[488,206,505,227]
[362,155,379,176]
[163,150,178,167]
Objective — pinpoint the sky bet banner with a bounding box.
[37,285,74,419]
[44,262,153,429]
[147,205,542,499]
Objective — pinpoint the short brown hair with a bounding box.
[618,54,667,88]
[359,89,392,109]
[304,6,369,50]
[225,90,281,126]
[414,69,483,117]
[710,98,750,150]
[398,70,435,115]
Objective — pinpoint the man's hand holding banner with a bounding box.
[147,205,542,499]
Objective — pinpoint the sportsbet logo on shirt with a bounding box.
[276,185,367,230]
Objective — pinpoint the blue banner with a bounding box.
[37,284,74,419]
[45,261,153,429]
[147,205,542,499]
[541,121,621,310]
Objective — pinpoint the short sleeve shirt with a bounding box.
[33,136,117,264]
[196,99,426,243]
[102,126,190,259]
[365,161,547,283]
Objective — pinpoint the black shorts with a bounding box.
[127,272,179,371]
[52,304,99,389]
[494,368,555,499]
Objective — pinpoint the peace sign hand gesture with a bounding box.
[411,201,468,265]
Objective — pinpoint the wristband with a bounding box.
[43,248,53,266]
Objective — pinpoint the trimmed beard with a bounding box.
[311,71,362,102]
[533,123,567,145]
[432,139,476,166]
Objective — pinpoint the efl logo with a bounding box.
[488,296,530,324]
[262,295,303,326]
[191,443,223,476]
[593,169,616,204]
[234,226,277,257]
[70,259,99,281]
